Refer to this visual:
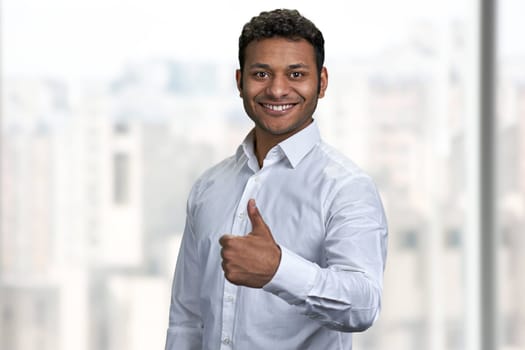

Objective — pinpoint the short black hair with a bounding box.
[238,9,325,75]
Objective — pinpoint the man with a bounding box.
[165,9,388,350]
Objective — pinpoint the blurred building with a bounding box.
[0,60,247,350]
[498,59,525,348]
[1,51,524,350]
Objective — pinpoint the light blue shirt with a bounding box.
[166,121,388,350]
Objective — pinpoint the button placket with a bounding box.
[232,173,263,232]
[220,172,262,349]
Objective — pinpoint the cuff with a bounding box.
[263,245,320,305]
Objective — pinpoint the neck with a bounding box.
[253,130,283,168]
[253,119,313,168]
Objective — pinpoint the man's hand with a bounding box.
[219,199,281,288]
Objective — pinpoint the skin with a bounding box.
[236,37,328,167]
[219,37,328,288]
[219,199,280,288]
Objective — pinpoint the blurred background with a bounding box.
[1,0,524,349]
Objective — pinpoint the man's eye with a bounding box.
[254,72,269,79]
[290,72,304,79]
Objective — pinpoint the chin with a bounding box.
[260,123,301,137]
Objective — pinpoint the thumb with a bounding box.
[247,199,269,233]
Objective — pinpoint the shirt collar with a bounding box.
[236,130,259,171]
[236,120,321,169]
[278,120,321,168]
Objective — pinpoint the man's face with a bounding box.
[236,37,328,138]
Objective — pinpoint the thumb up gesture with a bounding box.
[219,199,281,288]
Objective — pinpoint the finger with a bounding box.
[247,199,266,230]
[219,234,235,246]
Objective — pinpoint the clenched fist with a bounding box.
[219,199,281,288]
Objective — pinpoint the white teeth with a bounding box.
[263,104,294,111]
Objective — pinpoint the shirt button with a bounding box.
[222,336,231,345]
[253,176,260,183]
[225,295,234,303]
[238,212,245,219]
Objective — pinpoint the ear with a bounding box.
[318,67,328,98]
[235,69,243,97]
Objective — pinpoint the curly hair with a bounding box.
[238,9,325,75]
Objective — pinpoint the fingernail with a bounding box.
[249,199,256,208]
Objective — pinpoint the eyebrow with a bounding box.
[288,63,309,70]
[248,63,310,70]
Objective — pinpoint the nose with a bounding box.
[266,74,290,98]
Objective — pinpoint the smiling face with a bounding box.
[236,37,328,143]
